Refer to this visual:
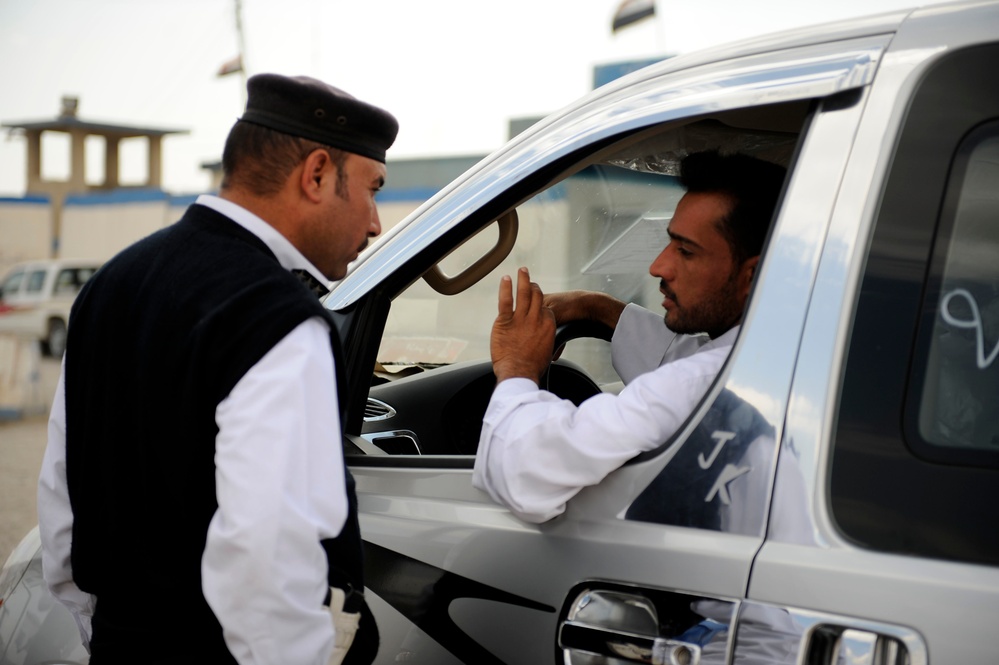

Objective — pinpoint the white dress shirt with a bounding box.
[37,195,346,664]
[472,303,737,523]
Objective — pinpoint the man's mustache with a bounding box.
[660,280,677,304]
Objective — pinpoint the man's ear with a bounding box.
[740,255,760,299]
[299,149,330,204]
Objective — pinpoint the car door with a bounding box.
[749,5,999,664]
[327,31,897,665]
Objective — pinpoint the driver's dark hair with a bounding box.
[220,120,349,197]
[679,150,787,265]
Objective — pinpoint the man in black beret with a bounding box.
[38,73,397,664]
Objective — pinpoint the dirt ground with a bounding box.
[0,356,59,563]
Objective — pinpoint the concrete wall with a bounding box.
[1,150,478,271]
[60,189,178,262]
[3,190,427,270]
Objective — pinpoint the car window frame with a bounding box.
[339,102,812,473]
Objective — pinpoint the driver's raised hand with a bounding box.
[491,267,556,385]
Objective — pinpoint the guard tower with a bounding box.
[1,96,187,255]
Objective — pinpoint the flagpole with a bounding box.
[611,0,657,35]
[235,0,247,106]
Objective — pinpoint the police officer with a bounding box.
[38,73,397,664]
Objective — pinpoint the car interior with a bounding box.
[339,99,811,462]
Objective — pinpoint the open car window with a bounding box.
[379,160,682,386]
[356,104,807,458]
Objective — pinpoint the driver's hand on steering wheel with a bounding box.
[543,290,625,361]
[491,267,555,386]
[543,290,626,330]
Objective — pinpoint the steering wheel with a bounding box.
[537,319,614,401]
[553,319,614,357]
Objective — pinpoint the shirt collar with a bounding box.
[195,194,329,289]
[706,325,740,350]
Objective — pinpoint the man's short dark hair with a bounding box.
[679,150,787,264]
[220,120,348,197]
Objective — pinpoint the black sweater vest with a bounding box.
[64,204,363,646]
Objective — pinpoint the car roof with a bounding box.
[2,259,101,277]
[5,259,100,269]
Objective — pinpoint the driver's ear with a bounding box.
[739,255,760,300]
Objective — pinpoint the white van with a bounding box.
[0,260,101,357]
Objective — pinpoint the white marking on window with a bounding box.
[941,288,999,369]
[698,430,736,469]
[705,464,751,505]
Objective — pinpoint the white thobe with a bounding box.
[472,303,738,523]
[37,194,347,665]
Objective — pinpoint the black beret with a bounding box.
[240,73,398,163]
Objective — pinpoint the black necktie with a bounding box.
[291,268,330,299]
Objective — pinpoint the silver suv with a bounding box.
[3,1,999,663]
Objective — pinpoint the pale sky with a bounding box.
[0,0,951,196]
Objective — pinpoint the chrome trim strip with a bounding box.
[363,397,397,422]
[361,430,422,455]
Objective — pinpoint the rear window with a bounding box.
[908,122,999,460]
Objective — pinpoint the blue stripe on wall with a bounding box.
[0,195,49,204]
[65,188,170,206]
[169,194,200,207]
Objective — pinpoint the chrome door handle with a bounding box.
[805,624,908,665]
[558,588,709,665]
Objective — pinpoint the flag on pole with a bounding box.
[612,0,655,32]
[217,55,243,77]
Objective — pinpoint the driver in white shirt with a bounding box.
[472,150,787,523]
